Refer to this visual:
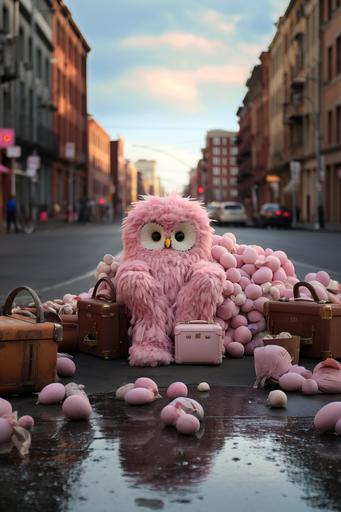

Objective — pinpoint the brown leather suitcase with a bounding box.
[78,277,130,359]
[264,281,341,359]
[0,286,61,394]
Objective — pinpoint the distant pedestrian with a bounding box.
[6,195,18,233]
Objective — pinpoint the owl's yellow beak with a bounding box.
[165,238,171,249]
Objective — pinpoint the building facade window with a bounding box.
[212,147,220,155]
[213,137,220,145]
[336,105,341,143]
[230,147,238,155]
[327,46,333,81]
[328,110,333,145]
[231,167,238,175]
[212,177,220,186]
[212,157,221,164]
[212,167,220,175]
[336,35,341,75]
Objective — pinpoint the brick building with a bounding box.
[201,130,238,203]
[88,116,111,218]
[320,0,341,228]
[51,0,90,220]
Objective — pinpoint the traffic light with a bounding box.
[197,185,204,194]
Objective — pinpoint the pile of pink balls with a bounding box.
[212,232,339,359]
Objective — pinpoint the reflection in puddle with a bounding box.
[1,390,341,512]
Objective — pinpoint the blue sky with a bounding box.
[67,0,288,192]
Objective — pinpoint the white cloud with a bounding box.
[199,10,240,34]
[115,64,249,111]
[120,32,222,52]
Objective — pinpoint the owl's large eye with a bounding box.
[171,222,196,252]
[140,222,165,250]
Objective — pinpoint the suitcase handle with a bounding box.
[92,277,116,302]
[3,286,44,323]
[293,281,321,302]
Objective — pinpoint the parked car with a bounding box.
[256,203,292,228]
[206,202,221,221]
[216,202,247,226]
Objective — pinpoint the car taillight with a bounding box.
[275,210,281,216]
[283,211,290,217]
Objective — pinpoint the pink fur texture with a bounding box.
[115,195,225,367]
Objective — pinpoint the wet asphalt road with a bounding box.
[1,222,341,511]
[2,356,341,512]
[0,222,340,303]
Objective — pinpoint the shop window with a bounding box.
[336,35,341,75]
[327,45,333,81]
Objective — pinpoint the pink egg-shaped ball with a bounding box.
[234,293,246,307]
[231,315,248,329]
[160,405,179,426]
[223,280,234,297]
[176,413,200,435]
[235,254,244,268]
[241,299,254,313]
[233,283,242,296]
[253,267,273,285]
[217,300,237,321]
[270,287,281,301]
[264,248,273,256]
[273,268,287,283]
[211,245,227,261]
[254,296,269,313]
[38,383,66,404]
[245,284,262,300]
[248,310,263,323]
[265,255,281,272]
[18,415,35,430]
[226,268,241,283]
[242,248,258,264]
[226,342,245,358]
[166,382,188,400]
[62,395,92,420]
[224,232,237,243]
[215,317,227,330]
[234,326,252,344]
[223,334,233,348]
[301,379,319,395]
[220,252,237,270]
[335,418,341,435]
[236,244,246,255]
[0,418,13,444]
[282,260,295,277]
[278,373,305,391]
[134,377,159,395]
[219,235,235,252]
[316,271,330,287]
[57,357,76,378]
[239,276,251,290]
[242,264,257,276]
[309,281,329,301]
[273,250,288,265]
[0,398,12,417]
[245,337,264,355]
[103,253,114,265]
[255,255,266,268]
[212,234,222,245]
[305,272,317,282]
[125,387,155,405]
[62,293,74,304]
[314,402,341,432]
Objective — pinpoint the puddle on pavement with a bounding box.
[1,388,341,512]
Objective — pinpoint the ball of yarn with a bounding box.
[225,342,245,358]
[245,284,262,300]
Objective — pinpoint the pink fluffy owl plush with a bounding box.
[115,195,226,367]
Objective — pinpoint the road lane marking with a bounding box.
[38,251,122,294]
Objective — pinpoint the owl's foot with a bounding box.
[129,344,173,367]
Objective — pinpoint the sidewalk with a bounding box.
[2,355,341,512]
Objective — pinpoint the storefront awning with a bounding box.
[0,164,10,174]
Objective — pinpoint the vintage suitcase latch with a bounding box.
[83,332,98,347]
[320,305,332,320]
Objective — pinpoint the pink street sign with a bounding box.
[0,128,15,148]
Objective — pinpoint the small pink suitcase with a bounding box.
[174,321,223,365]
